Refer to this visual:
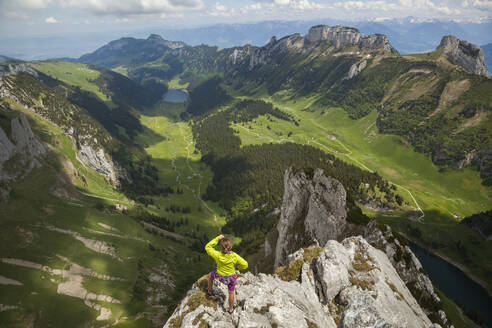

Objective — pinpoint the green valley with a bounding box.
[1,22,491,328]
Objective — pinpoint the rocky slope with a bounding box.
[164,236,437,328]
[164,168,451,328]
[0,109,46,199]
[437,36,488,76]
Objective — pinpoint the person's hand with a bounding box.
[219,234,225,239]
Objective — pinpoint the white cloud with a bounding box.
[57,0,203,15]
[272,0,323,9]
[16,0,51,9]
[45,16,59,23]
[207,2,235,16]
[471,0,492,9]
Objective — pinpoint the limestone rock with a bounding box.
[305,25,361,47]
[437,36,488,76]
[77,145,118,185]
[0,113,46,199]
[0,126,15,164]
[360,34,399,54]
[345,60,367,80]
[363,221,445,320]
[164,236,433,328]
[274,168,347,268]
[11,114,46,159]
[0,64,38,79]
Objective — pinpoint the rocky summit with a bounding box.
[437,35,488,76]
[163,168,450,328]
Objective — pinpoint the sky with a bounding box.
[1,0,491,39]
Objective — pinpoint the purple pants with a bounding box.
[210,270,238,291]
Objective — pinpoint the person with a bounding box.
[205,234,248,314]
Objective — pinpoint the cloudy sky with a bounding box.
[1,0,491,38]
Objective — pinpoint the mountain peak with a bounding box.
[147,33,164,41]
[437,35,488,76]
[303,24,398,54]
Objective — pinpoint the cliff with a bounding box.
[0,110,46,199]
[163,168,451,328]
[437,35,488,76]
[246,25,398,70]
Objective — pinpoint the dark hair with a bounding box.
[220,238,232,254]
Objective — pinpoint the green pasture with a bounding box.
[30,61,110,101]
[137,104,226,236]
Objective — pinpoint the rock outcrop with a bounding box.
[437,36,488,76]
[164,236,437,328]
[345,59,367,80]
[0,63,38,79]
[0,112,46,199]
[247,25,398,70]
[165,168,450,327]
[76,143,119,184]
[305,25,361,47]
[360,34,398,54]
[275,168,347,268]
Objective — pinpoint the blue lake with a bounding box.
[410,243,492,327]
[164,89,189,103]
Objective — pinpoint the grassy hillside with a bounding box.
[0,98,215,327]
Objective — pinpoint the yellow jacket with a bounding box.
[205,236,248,276]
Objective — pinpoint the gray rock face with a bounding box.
[164,237,434,328]
[437,36,488,76]
[247,25,397,70]
[305,25,361,47]
[77,144,118,185]
[275,167,450,327]
[360,34,398,54]
[0,127,15,164]
[0,113,46,199]
[275,168,347,268]
[11,114,46,159]
[363,221,448,324]
[0,64,38,78]
[345,60,367,80]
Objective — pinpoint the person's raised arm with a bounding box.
[205,234,224,260]
[235,253,248,271]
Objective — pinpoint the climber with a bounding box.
[205,234,248,314]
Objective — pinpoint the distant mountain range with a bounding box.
[0,55,19,63]
[1,18,492,60]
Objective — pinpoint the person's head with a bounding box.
[220,237,232,254]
